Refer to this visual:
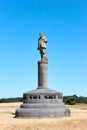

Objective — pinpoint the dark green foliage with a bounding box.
[0,97,22,103]
[63,96,76,105]
[63,95,87,105]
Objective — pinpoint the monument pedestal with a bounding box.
[15,61,70,118]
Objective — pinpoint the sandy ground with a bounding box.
[0,103,87,130]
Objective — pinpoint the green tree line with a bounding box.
[0,95,87,105]
[63,95,87,105]
[0,97,22,103]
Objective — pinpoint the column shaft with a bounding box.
[37,62,48,89]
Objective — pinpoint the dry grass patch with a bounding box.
[0,103,87,130]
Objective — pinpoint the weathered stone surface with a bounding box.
[38,62,48,89]
[15,63,70,118]
[15,107,70,118]
[15,88,70,117]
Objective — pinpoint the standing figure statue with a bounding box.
[37,32,48,61]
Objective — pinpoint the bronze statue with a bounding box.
[37,32,48,60]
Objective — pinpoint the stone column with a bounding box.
[37,61,48,89]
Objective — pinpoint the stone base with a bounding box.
[15,88,70,118]
[15,106,70,118]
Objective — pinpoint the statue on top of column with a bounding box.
[37,32,48,62]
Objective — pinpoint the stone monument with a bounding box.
[15,32,70,118]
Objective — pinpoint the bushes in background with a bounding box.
[63,95,87,105]
[0,97,22,103]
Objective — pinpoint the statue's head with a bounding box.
[39,32,43,37]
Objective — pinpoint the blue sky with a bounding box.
[0,0,87,98]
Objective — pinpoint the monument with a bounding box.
[15,32,70,117]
